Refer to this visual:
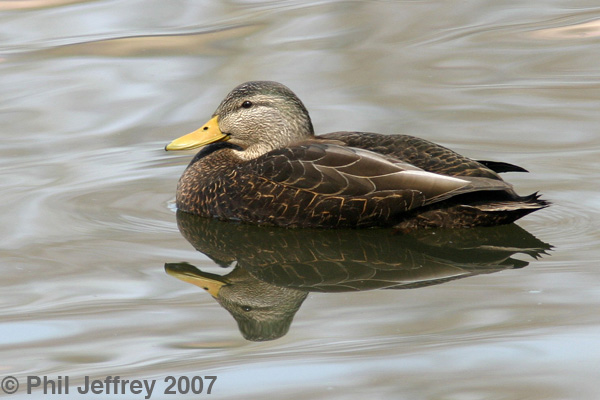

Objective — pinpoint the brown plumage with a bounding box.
[165,81,548,230]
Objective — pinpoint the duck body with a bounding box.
[167,81,548,230]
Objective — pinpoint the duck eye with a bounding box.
[241,306,252,312]
[241,101,253,109]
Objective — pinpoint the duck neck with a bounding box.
[241,118,316,160]
[232,144,275,161]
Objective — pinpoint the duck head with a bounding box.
[165,81,315,159]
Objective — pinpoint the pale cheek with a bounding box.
[219,116,239,135]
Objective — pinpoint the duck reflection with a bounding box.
[166,211,551,341]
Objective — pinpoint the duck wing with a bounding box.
[249,142,514,207]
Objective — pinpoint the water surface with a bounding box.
[2,1,600,399]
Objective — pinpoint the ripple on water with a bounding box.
[519,198,599,270]
[2,2,600,398]
[5,144,183,249]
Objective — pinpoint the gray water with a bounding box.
[2,1,600,399]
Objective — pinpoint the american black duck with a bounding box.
[165,81,548,229]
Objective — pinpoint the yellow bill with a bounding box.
[166,267,227,298]
[165,116,228,151]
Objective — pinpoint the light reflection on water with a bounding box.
[1,1,600,399]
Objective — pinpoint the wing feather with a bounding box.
[249,143,508,205]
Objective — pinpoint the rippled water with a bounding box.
[2,1,600,399]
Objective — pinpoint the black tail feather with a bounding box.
[522,191,551,208]
[477,160,529,173]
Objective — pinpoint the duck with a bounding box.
[165,81,548,230]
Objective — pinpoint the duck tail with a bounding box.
[522,191,551,208]
[472,192,550,213]
[514,192,551,211]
